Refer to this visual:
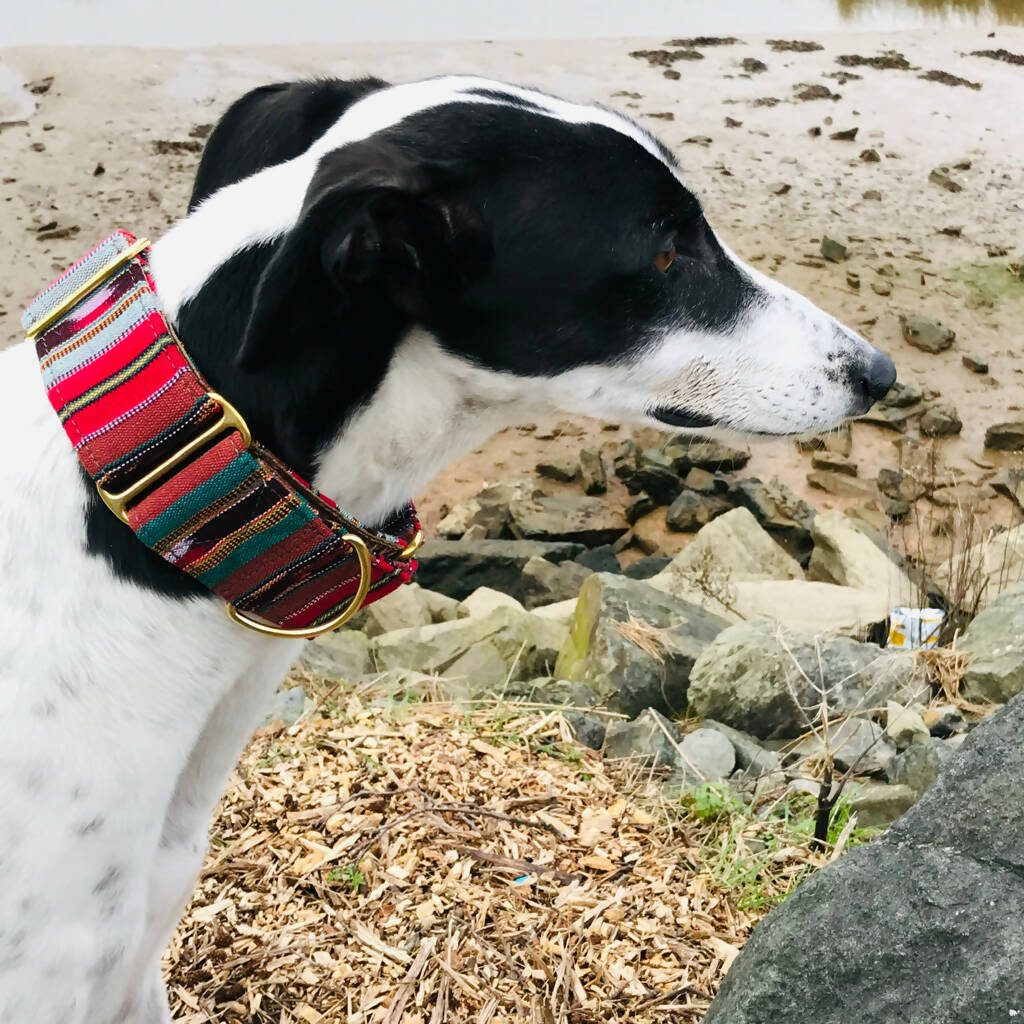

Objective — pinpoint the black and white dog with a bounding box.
[0,75,894,1023]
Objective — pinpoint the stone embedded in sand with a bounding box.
[578,449,607,495]
[860,147,881,162]
[919,404,963,438]
[820,236,848,261]
[665,489,732,532]
[878,468,926,503]
[919,69,982,90]
[806,469,876,499]
[962,353,989,374]
[536,459,578,482]
[984,422,1024,451]
[509,496,628,547]
[929,167,964,192]
[900,313,955,353]
[836,50,912,70]
[830,127,859,141]
[858,404,917,432]
[810,451,858,476]
[794,82,840,101]
[881,381,923,408]
[862,189,882,201]
[846,270,861,288]
[741,57,768,73]
[871,280,892,295]
[768,39,824,52]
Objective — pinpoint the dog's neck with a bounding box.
[150,231,536,528]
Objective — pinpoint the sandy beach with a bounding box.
[2,28,1023,551]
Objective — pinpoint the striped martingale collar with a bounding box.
[24,231,422,638]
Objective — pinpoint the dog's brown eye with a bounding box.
[655,247,677,272]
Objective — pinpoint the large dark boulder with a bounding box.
[703,694,1024,1024]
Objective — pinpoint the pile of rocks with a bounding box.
[280,478,1024,827]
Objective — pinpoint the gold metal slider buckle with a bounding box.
[96,392,252,524]
[225,533,372,639]
[26,237,152,340]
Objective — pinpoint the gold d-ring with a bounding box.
[399,528,424,560]
[225,532,372,639]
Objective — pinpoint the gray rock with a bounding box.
[521,556,592,610]
[536,458,578,482]
[790,718,897,776]
[373,606,567,683]
[603,708,684,765]
[885,699,930,749]
[688,621,918,739]
[726,580,896,638]
[683,466,720,492]
[509,496,629,547]
[300,630,372,680]
[993,466,1024,509]
[456,586,524,618]
[807,509,914,604]
[623,556,672,580]
[414,538,585,601]
[810,451,858,476]
[888,739,947,795]
[728,477,816,564]
[419,587,461,623]
[984,420,1024,451]
[877,467,925,503]
[820,236,847,261]
[665,489,731,531]
[858,403,917,432]
[611,440,639,479]
[678,728,736,781]
[962,353,988,373]
[928,166,965,192]
[663,435,751,473]
[573,545,622,574]
[960,584,1024,702]
[565,712,608,750]
[900,313,955,353]
[525,678,601,707]
[649,507,804,610]
[880,381,923,408]
[626,492,657,525]
[262,686,309,727]
[578,449,608,495]
[629,449,684,504]
[919,403,962,437]
[357,583,433,638]
[846,781,918,826]
[702,720,782,777]
[703,694,1024,1024]
[806,469,878,500]
[554,573,728,718]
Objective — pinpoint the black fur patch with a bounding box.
[84,77,759,595]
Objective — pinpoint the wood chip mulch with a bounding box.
[163,699,799,1023]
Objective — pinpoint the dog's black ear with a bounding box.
[236,140,491,372]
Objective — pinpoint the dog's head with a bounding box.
[218,78,894,440]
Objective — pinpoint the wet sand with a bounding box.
[2,29,1022,554]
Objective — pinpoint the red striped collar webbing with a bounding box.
[24,231,421,638]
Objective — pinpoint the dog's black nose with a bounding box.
[850,347,897,410]
[861,347,897,402]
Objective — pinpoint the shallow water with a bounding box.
[2,0,1022,47]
